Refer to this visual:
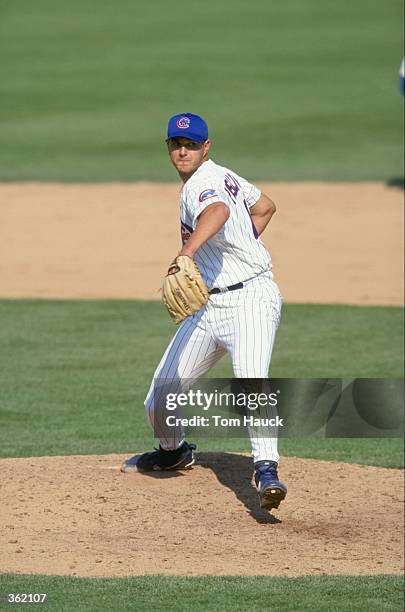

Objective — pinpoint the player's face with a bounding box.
[167,137,211,180]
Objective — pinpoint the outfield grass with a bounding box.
[0,299,403,466]
[0,574,403,612]
[0,0,403,181]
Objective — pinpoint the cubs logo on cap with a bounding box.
[177,116,190,129]
[167,113,209,144]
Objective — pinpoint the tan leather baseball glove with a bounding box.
[162,255,209,325]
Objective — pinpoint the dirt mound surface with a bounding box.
[0,182,403,304]
[0,453,403,577]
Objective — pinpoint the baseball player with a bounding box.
[122,113,287,511]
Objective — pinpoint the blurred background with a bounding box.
[0,0,403,181]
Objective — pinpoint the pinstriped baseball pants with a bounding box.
[145,272,282,463]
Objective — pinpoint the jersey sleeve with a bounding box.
[185,179,230,229]
[236,175,261,208]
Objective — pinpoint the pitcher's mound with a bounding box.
[0,453,403,577]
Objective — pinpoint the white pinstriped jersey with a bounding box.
[180,159,273,289]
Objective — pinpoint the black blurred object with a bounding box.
[386,177,404,190]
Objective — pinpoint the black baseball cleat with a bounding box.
[121,441,197,473]
[254,460,287,510]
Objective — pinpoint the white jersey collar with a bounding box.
[190,159,215,181]
[181,159,215,193]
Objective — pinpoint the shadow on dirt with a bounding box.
[123,450,284,524]
[197,451,282,525]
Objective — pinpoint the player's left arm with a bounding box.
[179,202,229,258]
[249,193,276,236]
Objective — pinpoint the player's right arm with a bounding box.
[249,193,276,236]
[179,202,230,258]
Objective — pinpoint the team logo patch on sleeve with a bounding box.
[199,188,218,202]
[177,116,190,129]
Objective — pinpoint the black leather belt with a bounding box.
[209,282,244,295]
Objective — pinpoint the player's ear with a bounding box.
[203,139,211,156]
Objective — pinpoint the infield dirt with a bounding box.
[0,453,403,577]
[0,182,403,304]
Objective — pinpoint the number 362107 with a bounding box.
[7,593,47,603]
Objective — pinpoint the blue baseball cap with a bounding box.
[167,113,209,143]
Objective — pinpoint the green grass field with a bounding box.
[0,0,403,181]
[0,300,403,465]
[0,574,403,612]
